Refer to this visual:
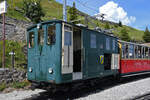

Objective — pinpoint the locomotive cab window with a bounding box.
[38,28,44,45]
[47,25,56,45]
[29,31,34,48]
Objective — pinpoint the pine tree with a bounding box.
[143,27,150,42]
[119,20,122,27]
[120,28,130,42]
[104,22,110,29]
[68,2,78,24]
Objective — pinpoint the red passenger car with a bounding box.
[119,40,150,77]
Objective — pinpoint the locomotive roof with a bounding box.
[27,19,118,39]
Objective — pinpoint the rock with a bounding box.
[0,68,27,84]
[0,17,32,41]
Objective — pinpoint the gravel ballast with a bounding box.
[0,77,150,100]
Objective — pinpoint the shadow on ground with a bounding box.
[24,74,150,100]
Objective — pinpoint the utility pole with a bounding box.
[0,1,7,68]
[63,0,67,21]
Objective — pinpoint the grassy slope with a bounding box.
[6,0,144,41]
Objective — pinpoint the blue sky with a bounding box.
[56,0,150,31]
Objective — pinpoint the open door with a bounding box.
[73,27,82,80]
[61,24,83,80]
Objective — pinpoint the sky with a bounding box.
[56,0,150,31]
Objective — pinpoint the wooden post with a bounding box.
[2,13,5,68]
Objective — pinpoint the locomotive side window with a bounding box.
[47,26,56,45]
[112,39,115,51]
[38,28,44,45]
[90,34,96,48]
[29,32,34,48]
[106,38,110,50]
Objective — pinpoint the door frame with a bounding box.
[61,23,73,74]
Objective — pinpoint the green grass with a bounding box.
[6,0,145,41]
[11,80,30,89]
[0,80,30,91]
[0,83,7,91]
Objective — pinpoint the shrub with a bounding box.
[0,83,7,91]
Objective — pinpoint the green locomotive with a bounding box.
[27,20,119,90]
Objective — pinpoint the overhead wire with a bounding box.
[75,0,99,13]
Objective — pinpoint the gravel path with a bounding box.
[0,89,45,100]
[0,77,150,100]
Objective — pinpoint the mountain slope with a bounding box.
[6,0,144,41]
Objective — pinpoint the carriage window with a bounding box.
[90,34,96,48]
[122,43,125,58]
[29,32,34,48]
[64,31,71,46]
[135,46,138,58]
[129,44,134,58]
[125,44,129,58]
[145,47,148,58]
[141,47,144,58]
[138,46,142,58]
[38,28,44,45]
[148,48,150,58]
[47,26,56,45]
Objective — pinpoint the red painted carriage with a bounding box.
[119,41,150,77]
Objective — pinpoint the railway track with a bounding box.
[24,74,150,100]
[134,93,150,100]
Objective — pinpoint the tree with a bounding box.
[118,20,122,27]
[120,28,130,42]
[104,22,110,29]
[22,0,45,23]
[68,2,78,23]
[143,27,150,42]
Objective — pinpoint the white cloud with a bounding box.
[95,1,136,25]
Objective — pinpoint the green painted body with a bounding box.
[27,20,119,85]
